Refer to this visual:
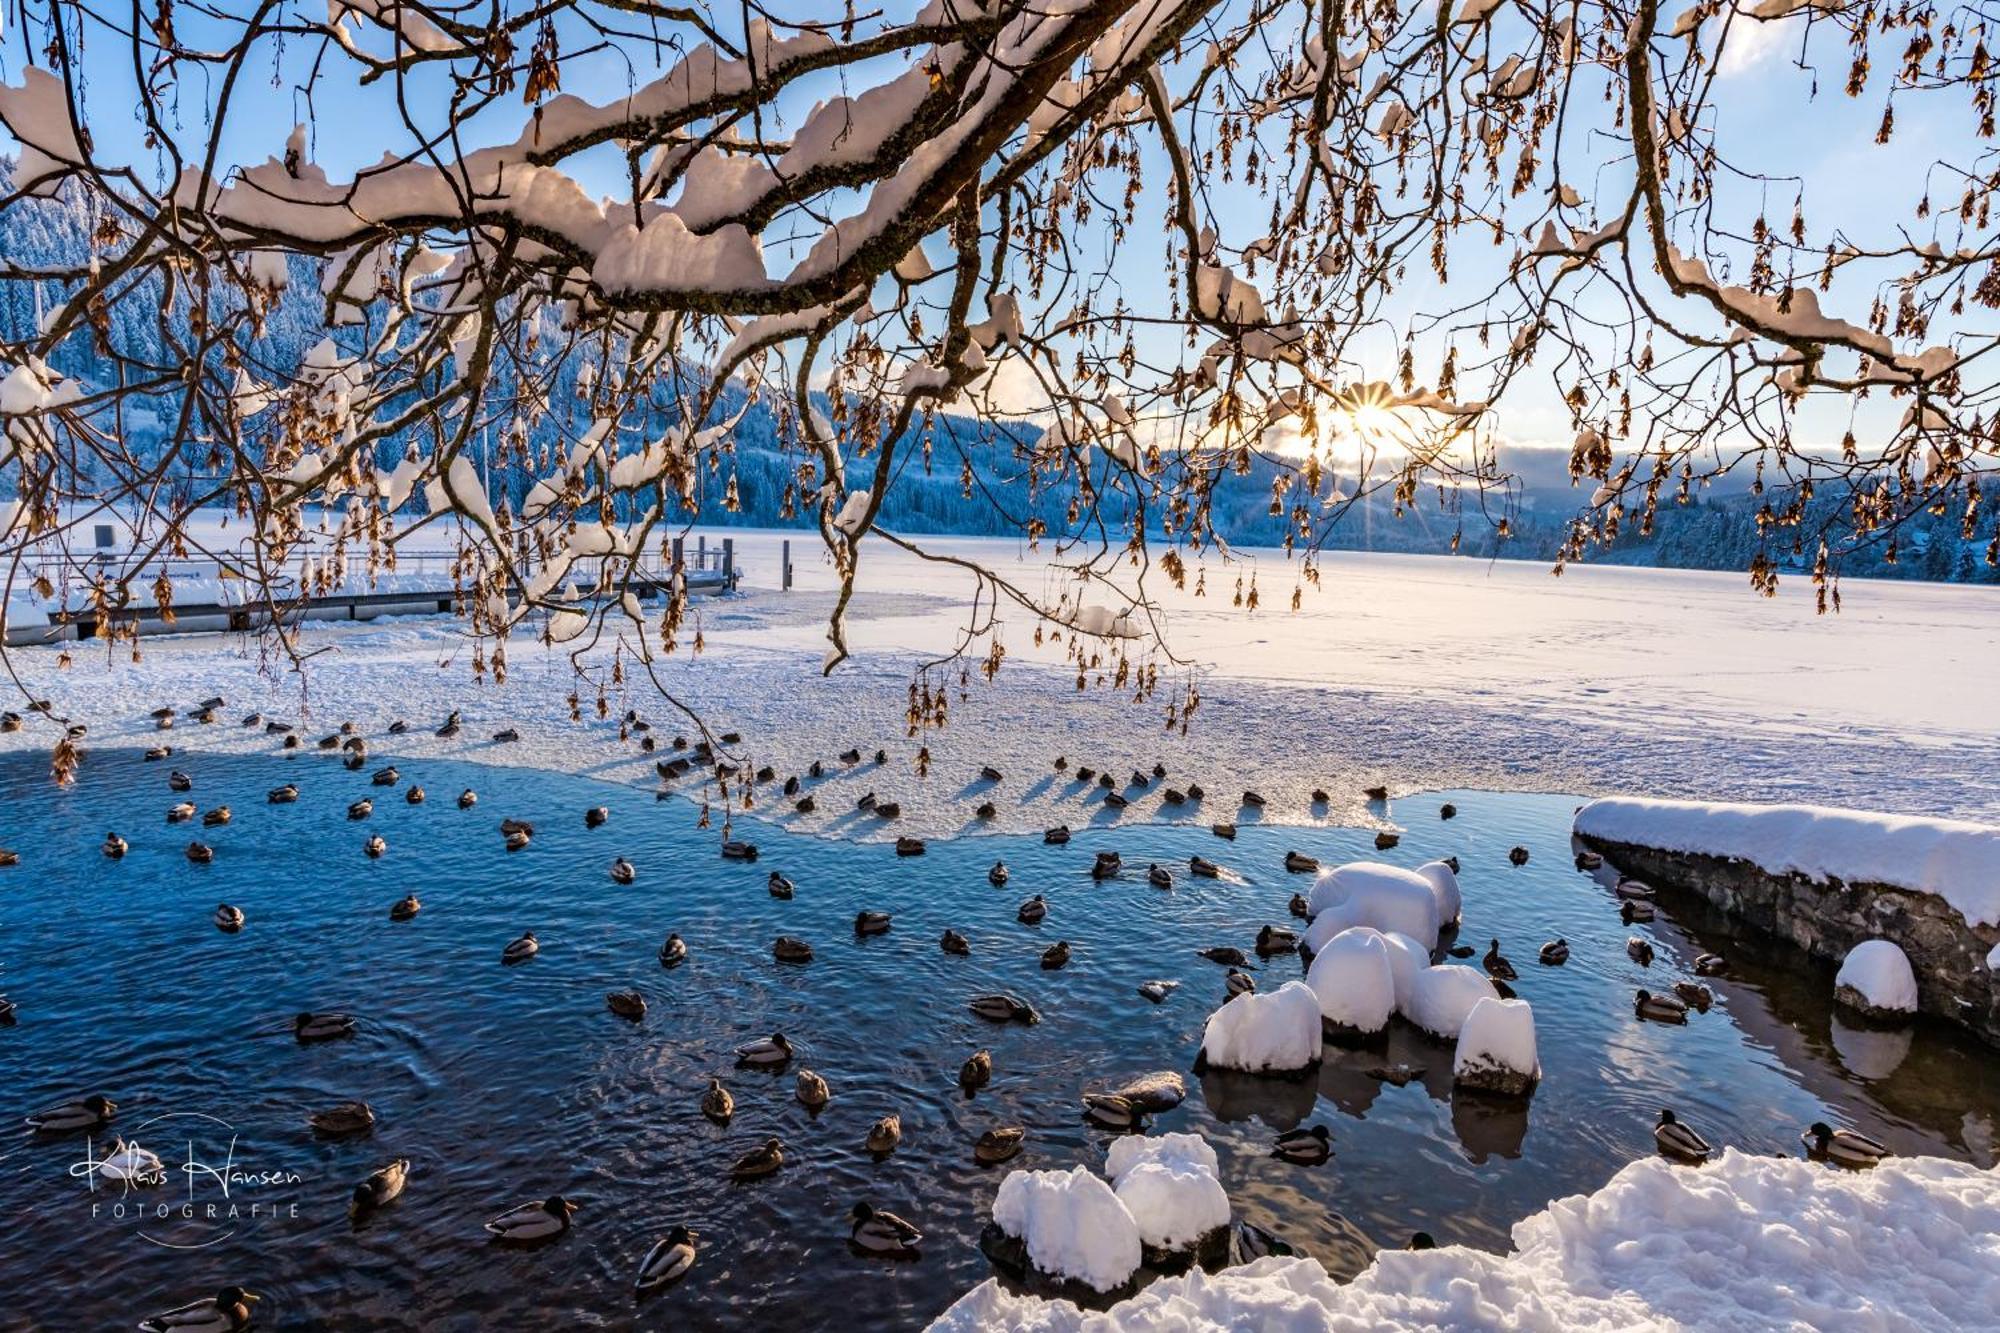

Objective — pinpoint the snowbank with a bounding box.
[1834,939,1920,1017]
[1303,862,1441,951]
[1303,927,1395,1036]
[990,1167,1142,1293]
[1452,997,1539,1095]
[1103,1135,1228,1254]
[1404,965,1497,1039]
[1574,796,2000,928]
[1198,980,1322,1074]
[933,1151,2000,1330]
[1414,859,1461,927]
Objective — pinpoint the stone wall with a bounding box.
[1576,835,2000,1046]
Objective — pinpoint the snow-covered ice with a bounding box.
[1303,927,1395,1036]
[1834,939,1920,1017]
[1404,965,1498,1040]
[1303,862,1441,950]
[990,1167,1142,1293]
[1197,980,1322,1074]
[1413,859,1461,927]
[1102,1135,1228,1254]
[1452,996,1540,1095]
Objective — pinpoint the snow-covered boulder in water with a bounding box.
[1103,1134,1229,1265]
[1305,927,1396,1039]
[1407,965,1498,1039]
[1834,939,1919,1018]
[1415,859,1462,927]
[1198,980,1322,1074]
[986,1166,1141,1293]
[1304,862,1442,952]
[1453,997,1540,1096]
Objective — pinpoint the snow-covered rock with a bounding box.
[990,1166,1142,1293]
[1103,1135,1229,1258]
[1303,862,1442,951]
[1303,927,1395,1038]
[1834,939,1919,1018]
[1414,859,1461,927]
[1405,965,1498,1039]
[1452,997,1540,1096]
[1377,931,1428,1014]
[1197,980,1322,1074]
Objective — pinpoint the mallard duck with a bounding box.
[499,817,534,836]
[137,1286,259,1332]
[773,936,813,963]
[1075,766,1095,782]
[364,835,387,859]
[584,805,609,829]
[396,784,422,805]
[768,872,795,899]
[840,747,862,764]
[1439,802,1458,820]
[1162,788,1186,806]
[1621,900,1656,924]
[1256,925,1298,956]
[1271,1125,1333,1165]
[268,783,298,804]
[347,798,373,821]
[721,840,758,861]
[850,1202,922,1255]
[309,1101,375,1136]
[1284,851,1319,873]
[1092,850,1123,878]
[1042,826,1070,845]
[201,806,231,828]
[736,1032,793,1067]
[635,1225,699,1291]
[975,1126,1026,1164]
[866,1114,902,1155]
[960,1049,993,1091]
[1017,895,1047,924]
[214,903,245,933]
[1212,822,1237,840]
[1189,855,1220,878]
[1082,1093,1144,1130]
[485,1195,576,1241]
[1576,850,1604,870]
[1242,790,1268,808]
[502,931,539,964]
[1148,864,1173,889]
[0,710,19,733]
[492,728,521,744]
[1374,831,1400,851]
[968,994,1039,1024]
[293,1011,357,1042]
[167,801,196,823]
[387,893,420,922]
[659,933,688,966]
[102,832,129,859]
[607,990,647,1020]
[372,766,400,787]
[1234,1221,1297,1262]
[1539,938,1570,966]
[856,791,878,812]
[26,1093,116,1132]
[1634,988,1686,1024]
[874,801,902,820]
[97,1137,165,1184]
[796,1069,832,1108]
[349,1158,409,1219]
[387,719,408,735]
[855,910,892,936]
[0,995,15,1023]
[1187,781,1205,800]
[1654,1109,1710,1163]
[1627,937,1655,966]
[1693,952,1727,976]
[793,795,816,813]
[1614,878,1655,901]
[169,770,194,793]
[263,720,291,735]
[940,929,971,956]
[988,861,1010,887]
[729,1138,785,1179]
[505,828,532,852]
[701,1078,733,1124]
[894,836,925,856]
[1508,846,1530,866]
[610,857,636,885]
[186,841,215,864]
[1103,791,1130,810]
[1483,939,1519,980]
[1137,979,1178,1004]
[1040,940,1071,970]
[458,789,477,809]
[1198,945,1251,966]
[1226,968,1257,997]
[1802,1121,1890,1168]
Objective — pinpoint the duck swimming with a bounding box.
[1483,939,1519,980]
[485,1195,576,1242]
[701,1078,733,1124]
[214,904,245,933]
[584,806,609,829]
[136,1285,259,1333]
[940,929,971,956]
[26,1093,116,1133]
[736,1032,793,1067]
[659,933,687,966]
[1137,979,1179,1004]
[795,1069,831,1109]
[1627,937,1655,966]
[1040,940,1071,970]
[989,861,1010,885]
[1509,846,1531,866]
[102,833,128,859]
[1092,850,1122,878]
[768,872,795,899]
[169,770,193,793]
[293,1011,356,1042]
[1198,946,1252,967]
[894,836,925,857]
[610,857,636,885]
[1539,938,1570,966]
[606,989,647,1020]
[1654,1109,1710,1163]
[371,766,400,788]
[968,994,1039,1025]
[1634,988,1686,1024]
[405,786,425,805]
[1189,856,1219,878]
[1017,895,1047,924]
[347,798,372,821]
[1226,969,1257,997]
[185,841,214,864]
[1042,826,1070,845]
[364,835,386,859]
[854,910,892,936]
[458,789,477,809]
[1801,1121,1890,1169]
[167,802,195,823]
[505,828,532,852]
[1693,953,1727,976]
[1271,1125,1333,1165]
[309,1102,375,1136]
[635,1226,698,1291]
[1212,822,1237,840]
[959,1049,993,1092]
[1148,864,1173,889]
[867,1114,902,1156]
[501,931,539,964]
[1082,1093,1144,1131]
[97,1138,165,1185]
[1256,925,1299,956]
[1576,850,1604,870]
[201,806,231,828]
[1284,851,1319,873]
[1621,900,1655,924]
[730,1138,785,1180]
[349,1159,409,1220]
[721,839,758,861]
[975,1126,1026,1164]
[773,936,813,963]
[850,1202,922,1256]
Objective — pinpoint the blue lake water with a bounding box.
[0,748,1994,1329]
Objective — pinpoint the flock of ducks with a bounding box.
[2,701,1908,1327]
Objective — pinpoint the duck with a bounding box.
[960,1049,993,1092]
[26,1093,116,1133]
[499,817,534,836]
[1539,938,1570,966]
[700,1078,734,1124]
[1187,781,1205,800]
[169,769,194,793]
[794,795,816,813]
[855,910,893,937]
[405,786,425,805]
[736,1032,794,1067]
[1448,944,1475,959]
[1042,826,1070,845]
[145,746,174,762]
[659,933,688,966]
[768,872,795,899]
[387,719,408,735]
[136,1286,260,1332]
[0,995,13,1023]
[974,1126,1026,1164]
[850,1202,923,1255]
[1103,791,1130,810]
[1284,851,1319,873]
[1271,1125,1333,1165]
[730,1138,785,1180]
[1075,766,1096,782]
[435,711,462,739]
[485,1195,577,1241]
[1162,788,1186,805]
[1672,981,1713,1012]
[364,835,387,859]
[580,805,608,831]
[1189,856,1220,878]
[840,747,862,764]
[1374,831,1400,851]
[102,832,129,859]
[796,1069,832,1109]
[1627,937,1655,966]
[492,728,521,744]
[347,798,373,821]
[1242,790,1268,808]
[201,806,232,828]
[1137,979,1179,1004]
[1226,969,1257,997]
[1017,895,1047,924]
[505,828,532,853]
[309,1101,376,1136]
[1256,925,1299,956]
[1694,953,1727,976]
[773,936,813,963]
[988,861,1010,885]
[185,841,215,864]
[634,1226,699,1291]
[1212,822,1237,839]
[1801,1121,1891,1169]
[1575,850,1604,870]
[293,1011,357,1042]
[1082,1093,1144,1130]
[975,800,997,819]
[866,1114,902,1156]
[167,801,196,823]
[1234,1221,1298,1262]
[458,789,477,809]
[1148,864,1173,889]
[1040,940,1072,970]
[894,836,926,856]
[372,766,400,788]
[349,1159,409,1219]
[1440,802,1458,820]
[1634,988,1687,1024]
[610,857,636,885]
[721,839,759,860]
[1621,900,1656,924]
[1508,846,1531,866]
[1614,878,1655,901]
[606,990,647,1020]
[968,994,1039,1025]
[1654,1109,1710,1163]
[1198,946,1252,966]
[502,931,539,964]
[214,904,245,933]
[1483,939,1519,981]
[940,929,971,956]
